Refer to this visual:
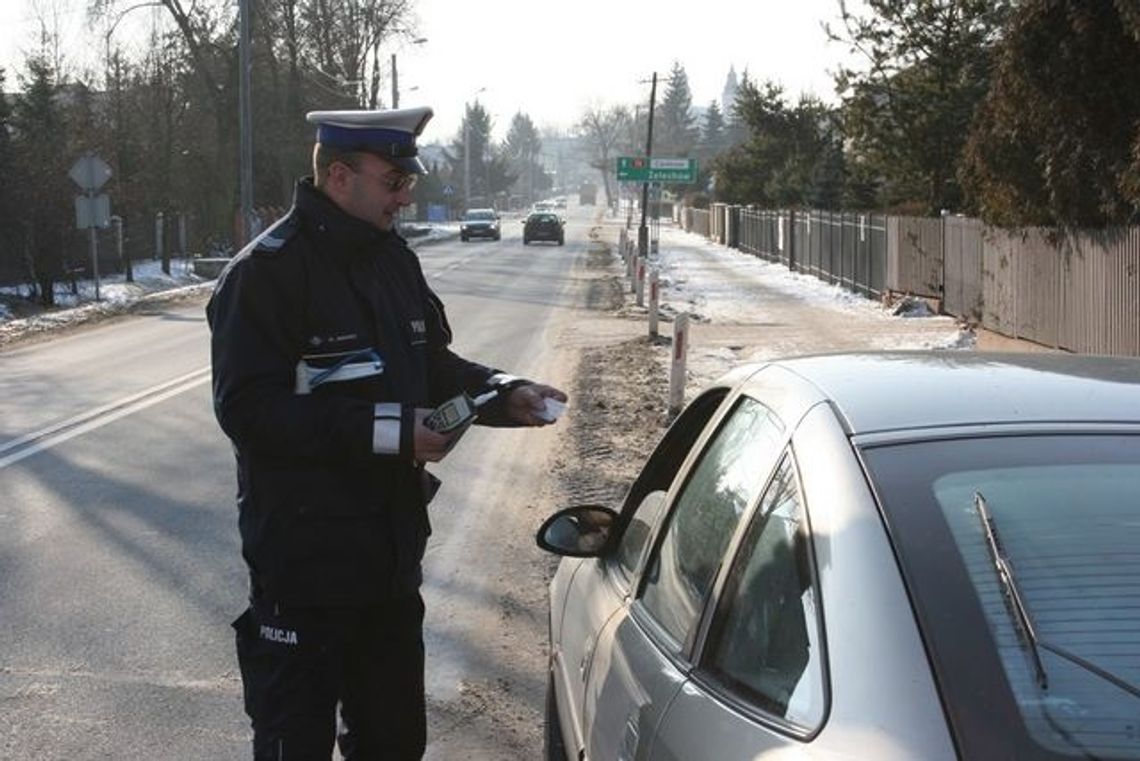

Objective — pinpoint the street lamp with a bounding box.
[391,37,428,108]
[463,87,488,209]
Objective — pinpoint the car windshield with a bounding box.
[529,214,557,224]
[463,210,495,221]
[863,434,1140,760]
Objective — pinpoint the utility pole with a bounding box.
[238,0,255,245]
[463,117,470,209]
[638,72,657,259]
[391,54,399,108]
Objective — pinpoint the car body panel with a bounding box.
[544,353,1140,761]
[779,353,1140,433]
[646,401,955,760]
[549,556,621,757]
[585,611,687,761]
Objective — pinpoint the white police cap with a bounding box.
[305,106,434,175]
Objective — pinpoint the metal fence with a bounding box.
[677,203,1140,357]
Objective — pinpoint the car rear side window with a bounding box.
[701,453,826,730]
[638,397,785,652]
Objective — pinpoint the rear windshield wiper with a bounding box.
[974,492,1140,700]
[974,491,1049,690]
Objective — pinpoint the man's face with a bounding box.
[334,153,418,232]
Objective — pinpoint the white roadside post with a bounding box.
[648,268,660,337]
[669,313,689,415]
[635,256,646,306]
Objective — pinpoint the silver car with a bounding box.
[538,352,1140,761]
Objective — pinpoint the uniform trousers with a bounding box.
[233,593,426,760]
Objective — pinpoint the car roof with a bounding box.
[736,352,1140,436]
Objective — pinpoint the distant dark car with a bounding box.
[460,208,500,241]
[523,212,564,245]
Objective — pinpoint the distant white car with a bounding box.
[538,352,1140,761]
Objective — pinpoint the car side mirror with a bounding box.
[536,505,617,557]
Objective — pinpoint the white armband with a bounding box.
[372,403,401,455]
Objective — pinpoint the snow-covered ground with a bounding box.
[635,223,972,390]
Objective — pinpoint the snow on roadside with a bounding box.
[643,223,972,390]
[0,223,461,346]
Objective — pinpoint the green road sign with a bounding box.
[617,156,697,183]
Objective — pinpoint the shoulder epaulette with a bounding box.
[246,212,300,258]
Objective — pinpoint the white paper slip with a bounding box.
[537,398,567,422]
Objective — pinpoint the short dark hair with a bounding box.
[312,143,363,187]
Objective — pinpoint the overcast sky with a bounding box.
[1,0,862,143]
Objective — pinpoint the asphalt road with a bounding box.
[0,206,585,758]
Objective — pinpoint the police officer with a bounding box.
[206,105,567,760]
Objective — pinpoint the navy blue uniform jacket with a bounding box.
[207,179,518,606]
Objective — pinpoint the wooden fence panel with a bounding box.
[1059,229,1140,355]
[889,216,944,297]
[1015,229,1061,347]
[982,229,1017,337]
[943,216,984,320]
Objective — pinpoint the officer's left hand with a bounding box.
[506,383,569,426]
[412,408,465,462]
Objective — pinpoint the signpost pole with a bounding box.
[70,153,113,301]
[88,198,100,301]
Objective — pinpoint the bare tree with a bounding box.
[577,103,630,208]
[298,0,416,107]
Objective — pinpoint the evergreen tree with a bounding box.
[447,102,513,208]
[961,0,1140,226]
[692,100,727,195]
[700,100,726,156]
[711,77,837,208]
[0,69,19,286]
[12,55,71,305]
[829,0,1010,214]
[657,61,699,157]
[503,112,543,205]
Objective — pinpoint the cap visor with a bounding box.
[392,156,428,175]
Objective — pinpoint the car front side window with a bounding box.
[638,397,786,652]
[700,453,826,730]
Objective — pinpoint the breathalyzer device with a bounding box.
[423,390,499,433]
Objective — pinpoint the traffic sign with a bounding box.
[69,153,113,192]
[75,194,111,229]
[442,184,455,196]
[617,156,697,183]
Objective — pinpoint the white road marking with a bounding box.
[0,366,211,469]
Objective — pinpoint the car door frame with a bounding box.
[581,366,825,760]
[549,381,738,760]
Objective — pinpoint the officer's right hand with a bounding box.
[412,408,463,462]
